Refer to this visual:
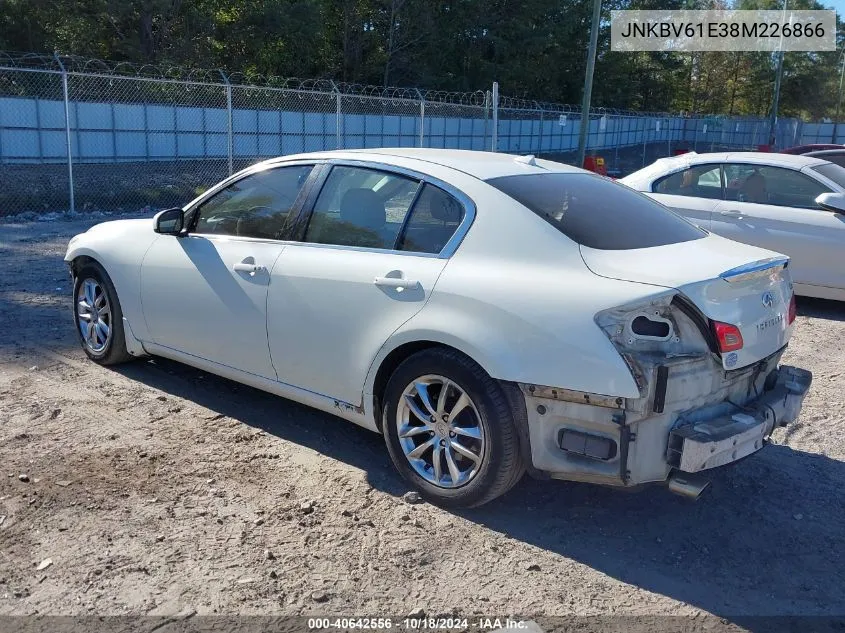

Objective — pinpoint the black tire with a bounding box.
[72,261,133,366]
[382,347,524,508]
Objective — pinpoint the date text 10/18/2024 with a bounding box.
[308,617,535,630]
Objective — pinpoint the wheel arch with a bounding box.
[68,252,105,277]
[369,336,544,489]
[368,336,499,433]
[372,340,456,432]
[68,252,147,358]
[68,253,123,313]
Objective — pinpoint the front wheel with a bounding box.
[72,262,133,365]
[382,348,524,508]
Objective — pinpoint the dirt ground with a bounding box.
[0,214,844,626]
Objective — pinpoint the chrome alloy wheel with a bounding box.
[76,278,112,353]
[396,374,486,488]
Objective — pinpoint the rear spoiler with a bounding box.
[719,256,790,284]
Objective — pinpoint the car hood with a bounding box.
[83,218,153,235]
[66,217,156,262]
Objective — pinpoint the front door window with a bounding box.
[193,165,314,239]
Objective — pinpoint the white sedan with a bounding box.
[65,149,811,507]
[620,151,845,301]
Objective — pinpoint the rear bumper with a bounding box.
[666,365,812,473]
[518,361,813,487]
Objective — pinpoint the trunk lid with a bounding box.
[580,234,794,370]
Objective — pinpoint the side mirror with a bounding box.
[815,192,845,214]
[153,207,185,235]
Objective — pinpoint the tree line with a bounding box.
[1,0,841,119]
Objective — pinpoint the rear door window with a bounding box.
[304,166,420,249]
[486,173,706,250]
[653,164,723,199]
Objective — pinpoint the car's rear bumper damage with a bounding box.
[667,365,811,473]
[515,352,813,493]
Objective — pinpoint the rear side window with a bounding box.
[486,173,706,250]
[397,184,465,254]
[811,162,845,186]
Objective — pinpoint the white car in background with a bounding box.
[65,149,811,507]
[621,151,845,301]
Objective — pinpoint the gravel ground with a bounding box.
[0,214,844,625]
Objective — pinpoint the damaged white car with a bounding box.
[65,149,812,507]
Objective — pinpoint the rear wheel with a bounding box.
[72,262,133,365]
[382,348,524,508]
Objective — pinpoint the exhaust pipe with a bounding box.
[667,472,711,500]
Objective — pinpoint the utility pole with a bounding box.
[767,0,788,148]
[577,0,602,169]
[55,52,75,214]
[833,51,845,143]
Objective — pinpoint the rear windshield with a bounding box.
[811,162,845,188]
[486,173,706,250]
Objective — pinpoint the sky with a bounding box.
[824,0,845,19]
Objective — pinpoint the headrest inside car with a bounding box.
[428,192,462,223]
[340,188,386,229]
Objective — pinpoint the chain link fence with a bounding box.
[0,52,828,218]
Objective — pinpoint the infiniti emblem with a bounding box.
[762,291,774,308]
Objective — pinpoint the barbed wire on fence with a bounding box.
[0,52,495,108]
[0,50,795,121]
[0,51,722,117]
[0,50,819,219]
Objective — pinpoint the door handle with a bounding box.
[374,276,419,291]
[720,209,744,219]
[233,261,266,275]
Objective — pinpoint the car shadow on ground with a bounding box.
[797,296,845,322]
[465,447,845,619]
[113,354,845,624]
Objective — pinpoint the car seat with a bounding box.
[339,188,390,247]
[740,173,768,204]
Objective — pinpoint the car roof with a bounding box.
[725,151,830,167]
[671,151,828,168]
[259,148,585,180]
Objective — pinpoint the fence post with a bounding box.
[642,119,648,167]
[331,81,342,149]
[491,82,499,152]
[538,108,544,154]
[613,116,619,170]
[54,53,75,214]
[415,89,425,148]
[219,70,233,176]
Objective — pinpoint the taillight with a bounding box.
[712,321,744,353]
[788,292,796,325]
